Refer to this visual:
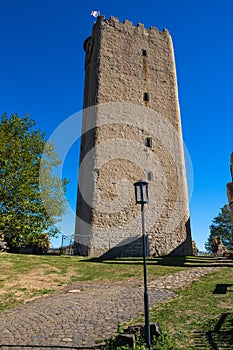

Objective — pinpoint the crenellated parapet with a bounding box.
[93,15,170,39]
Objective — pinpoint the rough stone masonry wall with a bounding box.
[227,152,233,240]
[75,16,193,257]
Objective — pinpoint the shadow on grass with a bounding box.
[213,284,233,294]
[194,313,233,349]
[81,256,233,268]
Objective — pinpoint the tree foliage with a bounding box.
[205,204,232,252]
[0,113,69,249]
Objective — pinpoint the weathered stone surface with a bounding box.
[148,323,162,339]
[226,152,233,241]
[211,236,233,258]
[192,240,199,256]
[75,16,193,257]
[116,333,135,348]
[127,324,144,335]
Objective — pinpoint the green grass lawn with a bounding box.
[0,253,233,349]
[0,253,189,312]
[130,267,233,349]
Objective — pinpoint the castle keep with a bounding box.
[227,153,233,236]
[75,16,193,257]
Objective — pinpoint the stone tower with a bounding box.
[75,16,193,257]
[227,153,233,238]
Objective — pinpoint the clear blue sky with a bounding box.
[1,0,233,251]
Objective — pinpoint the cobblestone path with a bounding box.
[0,267,218,350]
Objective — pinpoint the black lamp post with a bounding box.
[134,180,151,349]
[61,235,68,254]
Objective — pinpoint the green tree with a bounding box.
[0,113,69,249]
[205,204,232,252]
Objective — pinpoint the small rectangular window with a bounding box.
[143,92,149,102]
[145,137,152,148]
[147,171,153,181]
[142,49,147,57]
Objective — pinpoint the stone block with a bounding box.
[140,322,162,339]
[116,333,135,348]
[127,323,143,335]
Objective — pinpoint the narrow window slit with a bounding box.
[145,137,152,148]
[143,92,149,102]
[147,171,153,181]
